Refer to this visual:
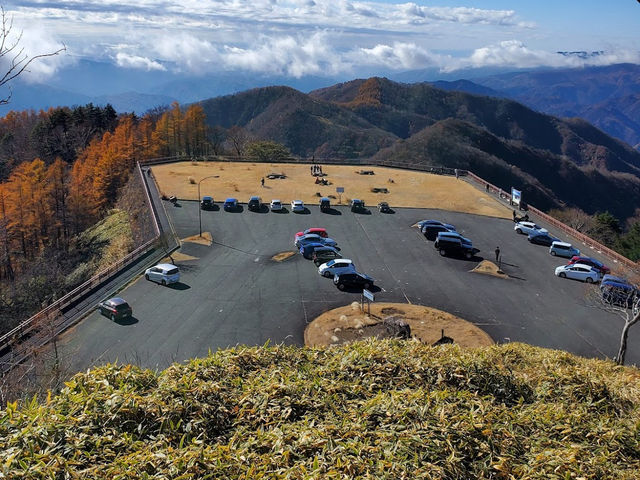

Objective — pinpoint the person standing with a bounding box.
[454,168,459,179]
[495,246,501,263]
[261,177,265,187]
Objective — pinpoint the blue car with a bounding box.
[223,198,238,211]
[300,242,326,259]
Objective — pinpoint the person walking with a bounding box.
[454,168,459,179]
[261,177,265,187]
[495,246,501,263]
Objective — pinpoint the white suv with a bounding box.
[145,263,180,286]
[514,221,548,236]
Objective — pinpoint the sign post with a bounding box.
[336,186,344,205]
[362,289,375,315]
[511,188,521,207]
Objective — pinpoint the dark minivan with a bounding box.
[248,196,262,211]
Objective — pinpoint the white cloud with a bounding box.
[3,1,638,79]
[115,53,166,71]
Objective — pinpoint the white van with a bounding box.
[145,263,180,285]
[549,241,580,258]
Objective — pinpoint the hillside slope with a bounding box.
[1,341,639,478]
[199,86,397,158]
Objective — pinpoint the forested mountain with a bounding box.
[434,64,640,149]
[199,77,640,220]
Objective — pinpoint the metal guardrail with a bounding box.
[464,171,639,270]
[0,164,168,371]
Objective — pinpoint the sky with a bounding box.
[5,0,640,82]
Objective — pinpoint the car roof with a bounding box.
[107,297,128,305]
[155,263,177,270]
[314,246,338,253]
[271,199,281,202]
[551,241,572,246]
[569,263,596,270]
[202,195,212,200]
[292,199,303,203]
[329,259,352,264]
[249,196,260,200]
[224,197,237,202]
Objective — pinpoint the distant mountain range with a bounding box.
[432,63,640,150]
[4,61,638,152]
[198,77,640,221]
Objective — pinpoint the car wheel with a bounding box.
[110,313,116,321]
[516,228,522,234]
[559,272,566,278]
[585,277,594,284]
[465,251,472,259]
[550,251,556,256]
[145,274,149,280]
[439,249,447,256]
[323,272,330,278]
[161,279,166,286]
[337,283,345,290]
[363,282,371,290]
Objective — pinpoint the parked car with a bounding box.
[248,196,262,211]
[318,259,356,278]
[319,197,331,212]
[334,272,374,291]
[351,199,365,212]
[295,228,328,239]
[514,221,548,235]
[270,199,283,211]
[423,224,455,241]
[291,200,305,213]
[554,264,600,283]
[97,297,133,321]
[527,232,559,246]
[378,202,391,213]
[569,256,611,274]
[600,275,637,307]
[434,235,479,259]
[549,241,580,258]
[300,242,326,259]
[312,246,342,266]
[200,195,214,210]
[417,220,456,231]
[145,263,180,286]
[223,198,238,211]
[435,231,473,248]
[296,234,338,248]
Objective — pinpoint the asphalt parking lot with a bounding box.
[60,200,640,372]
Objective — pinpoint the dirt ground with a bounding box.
[305,302,494,348]
[152,162,510,218]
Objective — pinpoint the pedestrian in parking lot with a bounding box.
[512,210,517,222]
[495,246,501,263]
[455,168,459,179]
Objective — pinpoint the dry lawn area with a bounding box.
[305,302,494,348]
[152,162,510,218]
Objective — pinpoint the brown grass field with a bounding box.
[152,162,510,218]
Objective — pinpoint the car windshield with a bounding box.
[166,268,179,275]
[115,303,130,312]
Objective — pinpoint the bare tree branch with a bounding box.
[0,6,66,105]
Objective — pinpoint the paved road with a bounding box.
[59,201,640,372]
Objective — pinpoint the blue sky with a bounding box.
[7,0,640,82]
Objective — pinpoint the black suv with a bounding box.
[200,196,214,210]
[334,272,374,290]
[248,196,262,211]
[435,237,479,259]
[351,199,365,212]
[319,197,331,212]
[378,202,391,213]
[313,246,342,266]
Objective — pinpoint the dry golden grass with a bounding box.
[305,302,494,348]
[471,259,509,278]
[152,162,511,218]
[181,232,213,246]
[271,251,297,262]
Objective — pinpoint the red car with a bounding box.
[568,256,611,274]
[294,227,328,239]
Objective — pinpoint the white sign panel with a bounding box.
[511,188,521,206]
[363,289,375,302]
[336,187,344,193]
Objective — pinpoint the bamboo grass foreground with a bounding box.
[1,340,639,479]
